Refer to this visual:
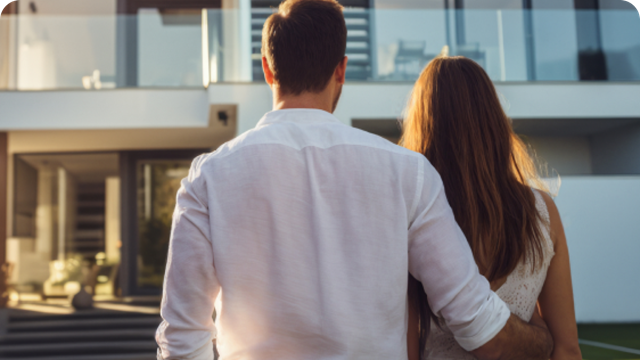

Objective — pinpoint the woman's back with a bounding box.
[403,56,581,360]
[425,190,555,359]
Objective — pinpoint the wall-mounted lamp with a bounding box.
[218,111,229,126]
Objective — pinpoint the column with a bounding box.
[0,133,7,308]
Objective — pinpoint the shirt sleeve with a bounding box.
[156,155,220,360]
[407,158,511,351]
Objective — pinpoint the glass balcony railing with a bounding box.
[0,8,639,91]
[0,11,206,90]
[318,9,640,83]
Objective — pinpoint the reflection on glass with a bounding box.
[138,10,204,87]
[137,161,190,289]
[14,15,118,90]
[599,10,640,81]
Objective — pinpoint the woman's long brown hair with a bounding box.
[402,56,548,357]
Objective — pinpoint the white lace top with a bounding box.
[425,190,556,359]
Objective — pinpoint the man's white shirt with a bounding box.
[156,109,511,360]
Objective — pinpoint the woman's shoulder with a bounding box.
[531,188,562,248]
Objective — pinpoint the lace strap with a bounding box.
[532,189,555,258]
[532,189,550,226]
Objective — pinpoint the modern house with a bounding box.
[1,0,639,324]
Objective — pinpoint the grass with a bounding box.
[578,323,640,360]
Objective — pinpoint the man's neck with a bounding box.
[272,89,334,113]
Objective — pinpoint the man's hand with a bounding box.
[471,313,554,360]
[529,305,547,330]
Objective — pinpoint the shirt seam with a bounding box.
[208,140,424,162]
[409,158,424,227]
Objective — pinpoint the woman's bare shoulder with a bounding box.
[534,189,564,248]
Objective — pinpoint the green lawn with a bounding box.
[579,323,640,360]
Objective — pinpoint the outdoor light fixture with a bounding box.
[218,111,229,126]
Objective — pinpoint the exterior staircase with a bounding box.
[72,183,106,260]
[0,308,161,360]
[250,0,375,81]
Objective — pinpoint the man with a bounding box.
[156,1,553,359]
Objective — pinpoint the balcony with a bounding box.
[0,8,639,92]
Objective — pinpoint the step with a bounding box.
[78,193,105,202]
[75,224,105,231]
[0,353,156,360]
[76,215,106,223]
[8,317,161,332]
[0,329,154,345]
[343,11,369,19]
[77,201,106,208]
[346,48,370,54]
[345,59,371,66]
[9,308,159,322]
[346,24,369,31]
[77,208,105,215]
[252,8,276,15]
[75,229,105,238]
[64,250,102,258]
[347,35,370,42]
[345,17,368,26]
[0,341,157,357]
[69,240,105,249]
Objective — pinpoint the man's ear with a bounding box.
[262,57,275,86]
[334,56,348,85]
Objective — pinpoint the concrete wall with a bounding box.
[555,177,640,323]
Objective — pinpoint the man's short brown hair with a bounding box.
[262,0,347,95]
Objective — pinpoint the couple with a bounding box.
[156,0,581,359]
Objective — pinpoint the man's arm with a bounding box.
[472,313,553,360]
[407,158,552,359]
[156,155,220,360]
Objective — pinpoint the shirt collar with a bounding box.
[256,108,343,127]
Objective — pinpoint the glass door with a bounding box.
[136,160,190,289]
[119,149,208,296]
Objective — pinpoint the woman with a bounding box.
[402,56,582,360]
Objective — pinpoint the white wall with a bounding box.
[0,89,209,130]
[208,83,416,134]
[496,83,640,119]
[555,177,640,323]
[208,83,272,134]
[205,83,640,136]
